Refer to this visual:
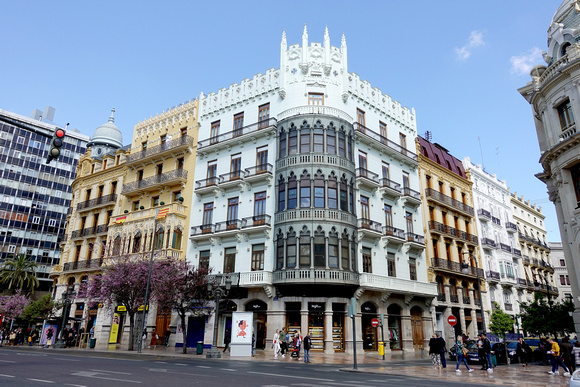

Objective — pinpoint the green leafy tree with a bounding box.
[21,295,58,324]
[520,293,574,337]
[489,302,514,364]
[0,254,40,293]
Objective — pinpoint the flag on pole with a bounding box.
[156,207,169,220]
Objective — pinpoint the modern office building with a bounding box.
[518,0,580,332]
[417,136,483,340]
[0,107,89,292]
[188,27,436,355]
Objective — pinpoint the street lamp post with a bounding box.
[206,277,232,359]
[461,252,487,334]
[54,284,75,349]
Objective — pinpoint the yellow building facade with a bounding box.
[417,136,484,340]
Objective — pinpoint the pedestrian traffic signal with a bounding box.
[46,125,66,164]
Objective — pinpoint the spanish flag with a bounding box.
[156,207,170,220]
[113,216,127,224]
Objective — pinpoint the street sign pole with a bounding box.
[349,297,357,370]
[380,313,385,360]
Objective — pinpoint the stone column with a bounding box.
[300,299,308,337]
[325,236,330,269]
[401,314,413,351]
[324,302,333,354]
[310,236,315,269]
[338,236,343,270]
[458,308,466,336]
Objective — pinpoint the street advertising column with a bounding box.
[230,311,253,357]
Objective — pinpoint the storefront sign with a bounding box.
[116,306,127,312]
[309,302,324,311]
[109,313,121,343]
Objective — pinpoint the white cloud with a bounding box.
[510,47,543,76]
[455,31,485,61]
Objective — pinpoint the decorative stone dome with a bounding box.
[547,1,580,63]
[88,108,123,155]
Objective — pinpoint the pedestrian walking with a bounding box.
[44,328,53,348]
[436,333,446,368]
[303,332,312,363]
[482,333,493,372]
[429,334,441,367]
[273,329,281,357]
[279,328,287,357]
[477,334,488,370]
[561,337,575,373]
[547,338,570,376]
[223,327,231,353]
[516,338,530,367]
[293,330,302,360]
[251,332,255,357]
[455,335,473,373]
[165,329,171,347]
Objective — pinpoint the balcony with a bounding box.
[431,257,483,278]
[356,168,381,190]
[194,176,219,195]
[379,178,402,199]
[492,216,501,226]
[126,135,194,165]
[273,269,359,286]
[77,194,117,212]
[402,187,421,206]
[217,170,247,190]
[477,209,491,222]
[96,224,108,235]
[449,295,459,303]
[278,105,353,122]
[482,238,497,249]
[110,203,188,226]
[405,233,425,248]
[383,226,406,244]
[197,118,277,151]
[500,243,512,253]
[506,222,517,233]
[505,303,513,311]
[425,188,474,216]
[359,273,437,297]
[518,232,551,251]
[474,298,481,306]
[238,271,273,287]
[276,208,356,224]
[455,229,479,245]
[428,221,446,235]
[358,218,383,239]
[62,258,104,273]
[486,270,500,282]
[512,248,522,258]
[463,296,471,305]
[517,278,527,287]
[190,215,272,241]
[522,255,530,264]
[277,153,355,171]
[71,229,83,239]
[437,293,446,302]
[244,164,273,186]
[122,169,187,195]
[353,122,418,162]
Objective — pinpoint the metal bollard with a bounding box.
[421,348,424,359]
[402,348,405,359]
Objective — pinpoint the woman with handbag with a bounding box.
[273,329,281,357]
[455,335,473,373]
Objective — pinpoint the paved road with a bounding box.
[0,347,496,387]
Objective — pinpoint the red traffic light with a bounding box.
[55,129,65,138]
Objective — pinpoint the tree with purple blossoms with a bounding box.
[0,290,29,326]
[83,255,155,351]
[152,260,211,354]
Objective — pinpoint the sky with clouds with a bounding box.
[0,0,564,240]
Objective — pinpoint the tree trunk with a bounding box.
[128,312,135,351]
[504,336,509,366]
[181,313,187,354]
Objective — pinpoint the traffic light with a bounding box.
[46,125,67,164]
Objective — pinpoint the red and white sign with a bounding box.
[447,316,457,326]
[371,318,380,327]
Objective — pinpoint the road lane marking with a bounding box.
[248,371,334,382]
[91,369,132,375]
[221,368,236,371]
[148,368,216,377]
[175,363,187,366]
[0,374,15,378]
[64,384,87,387]
[27,379,55,383]
[0,360,15,363]
[53,358,80,362]
[71,371,141,384]
[196,366,211,368]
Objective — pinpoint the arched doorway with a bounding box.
[245,300,267,349]
[387,304,402,350]
[361,302,377,351]
[410,306,424,349]
[218,300,237,348]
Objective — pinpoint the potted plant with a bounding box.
[160,201,165,206]
[124,210,129,214]
[140,206,144,210]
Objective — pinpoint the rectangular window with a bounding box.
[202,203,213,232]
[399,133,407,156]
[254,191,266,224]
[308,93,324,105]
[258,103,270,128]
[328,179,337,209]
[358,151,367,175]
[288,178,297,209]
[230,154,241,180]
[387,252,396,276]
[409,258,417,280]
[327,129,336,154]
[362,247,372,273]
[278,180,285,211]
[156,164,163,175]
[7,245,16,253]
[207,161,217,185]
[402,171,410,190]
[233,112,244,137]
[279,131,287,158]
[181,127,188,136]
[224,247,236,273]
[141,141,147,150]
[210,121,220,144]
[557,99,575,130]
[405,211,413,234]
[288,129,298,156]
[357,109,365,126]
[384,204,392,228]
[300,236,311,267]
[300,129,310,153]
[314,234,325,267]
[382,162,390,181]
[251,244,264,271]
[160,135,167,144]
[338,132,346,157]
[340,180,347,211]
[361,196,370,220]
[152,196,160,207]
[276,238,284,269]
[133,201,140,211]
[560,259,566,267]
[137,169,144,181]
[379,121,387,144]
[328,235,338,268]
[177,158,184,169]
[314,178,325,208]
[32,216,40,224]
[48,219,57,227]
[256,147,268,172]
[172,191,182,202]
[561,275,566,285]
[199,250,210,270]
[300,185,311,208]
[313,128,324,152]
[287,235,296,268]
[227,197,239,228]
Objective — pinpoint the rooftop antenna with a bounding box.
[496,147,503,180]
[478,136,486,171]
[424,131,432,142]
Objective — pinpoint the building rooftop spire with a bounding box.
[109,107,115,123]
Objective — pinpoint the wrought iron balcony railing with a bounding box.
[383,226,405,239]
[198,118,277,149]
[431,258,483,277]
[77,194,117,211]
[126,135,194,163]
[122,169,187,193]
[425,188,474,215]
[353,122,418,161]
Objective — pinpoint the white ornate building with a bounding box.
[549,241,573,303]
[187,27,436,354]
[518,0,580,333]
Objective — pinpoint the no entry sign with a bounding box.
[447,316,457,326]
[371,318,380,327]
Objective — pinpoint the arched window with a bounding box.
[288,174,297,209]
[338,130,346,157]
[286,230,296,268]
[300,172,311,208]
[112,235,121,256]
[276,231,284,269]
[314,172,325,208]
[313,126,324,152]
[340,176,348,211]
[461,280,469,299]
[327,124,336,154]
[132,232,142,253]
[449,278,457,296]
[328,231,338,268]
[154,227,164,250]
[328,175,337,209]
[299,229,311,267]
[288,125,298,155]
[172,228,182,250]
[278,176,286,211]
[341,231,350,269]
[314,229,326,267]
[279,128,287,158]
[300,125,310,153]
[436,276,444,294]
